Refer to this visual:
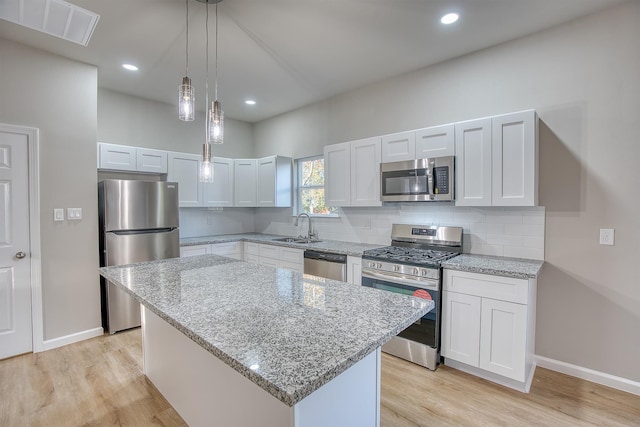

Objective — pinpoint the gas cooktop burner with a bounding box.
[362,246,460,267]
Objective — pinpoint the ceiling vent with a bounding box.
[0,0,100,46]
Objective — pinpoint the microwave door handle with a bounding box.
[427,163,434,197]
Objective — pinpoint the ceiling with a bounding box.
[0,0,625,123]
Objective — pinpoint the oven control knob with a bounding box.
[421,269,428,277]
[376,263,383,269]
[413,267,419,275]
[368,262,375,268]
[393,265,400,272]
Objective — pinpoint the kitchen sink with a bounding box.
[271,237,322,244]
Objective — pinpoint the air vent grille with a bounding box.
[0,0,100,46]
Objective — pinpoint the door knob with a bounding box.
[15,251,27,259]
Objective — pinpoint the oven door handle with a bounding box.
[362,268,439,291]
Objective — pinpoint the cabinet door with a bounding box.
[441,291,481,367]
[209,242,242,259]
[454,118,492,206]
[203,157,234,207]
[415,124,454,158]
[180,245,210,257]
[347,256,362,285]
[381,131,415,163]
[350,137,382,207]
[257,156,276,207]
[99,143,136,171]
[167,152,202,207]
[324,142,351,207]
[479,298,527,381]
[491,110,538,207]
[233,159,257,207]
[137,148,168,174]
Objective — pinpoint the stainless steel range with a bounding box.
[361,224,463,370]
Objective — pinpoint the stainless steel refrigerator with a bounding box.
[98,179,180,334]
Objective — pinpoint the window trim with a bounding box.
[294,155,339,217]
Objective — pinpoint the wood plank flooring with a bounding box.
[1,329,639,426]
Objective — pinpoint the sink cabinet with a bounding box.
[244,242,303,273]
[441,269,537,392]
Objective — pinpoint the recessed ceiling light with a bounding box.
[245,100,256,105]
[441,13,459,25]
[122,64,138,71]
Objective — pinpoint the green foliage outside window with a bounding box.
[298,157,338,215]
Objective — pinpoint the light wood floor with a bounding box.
[1,329,639,426]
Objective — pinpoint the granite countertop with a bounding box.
[99,255,432,406]
[180,233,385,256]
[442,254,544,279]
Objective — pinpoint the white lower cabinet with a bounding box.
[442,269,537,392]
[180,242,242,260]
[244,242,303,273]
[347,256,362,285]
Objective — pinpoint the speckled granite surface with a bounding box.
[442,254,544,279]
[99,255,432,406]
[180,233,384,256]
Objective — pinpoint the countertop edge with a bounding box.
[442,254,544,279]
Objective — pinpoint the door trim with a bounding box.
[0,123,43,353]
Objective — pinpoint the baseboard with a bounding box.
[39,327,104,352]
[535,355,640,396]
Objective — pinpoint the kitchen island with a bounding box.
[100,255,432,427]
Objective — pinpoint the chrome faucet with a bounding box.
[294,212,314,240]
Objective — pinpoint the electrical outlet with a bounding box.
[67,208,83,220]
[599,228,614,246]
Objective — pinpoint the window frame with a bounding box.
[294,155,339,218]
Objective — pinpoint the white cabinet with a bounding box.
[324,142,351,207]
[257,156,293,207]
[244,242,303,273]
[234,159,258,207]
[203,157,234,207]
[346,256,362,285]
[415,124,455,158]
[99,143,169,174]
[180,244,210,257]
[442,269,537,392]
[455,110,538,207]
[381,131,415,163]
[168,152,202,207]
[324,137,381,207]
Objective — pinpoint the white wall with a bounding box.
[253,1,640,383]
[0,39,100,341]
[179,208,255,238]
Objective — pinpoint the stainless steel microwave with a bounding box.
[380,156,454,202]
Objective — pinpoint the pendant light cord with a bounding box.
[185,0,189,76]
[205,1,210,138]
[215,1,219,101]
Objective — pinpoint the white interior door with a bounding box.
[0,127,32,359]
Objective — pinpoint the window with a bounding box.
[296,155,338,216]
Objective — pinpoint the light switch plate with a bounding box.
[54,208,64,221]
[599,228,614,246]
[67,208,83,220]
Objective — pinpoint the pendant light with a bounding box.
[199,0,215,182]
[209,0,224,145]
[178,0,194,121]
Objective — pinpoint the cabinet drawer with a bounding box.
[180,245,209,257]
[444,270,528,304]
[280,260,303,274]
[280,247,303,264]
[259,244,280,260]
[209,242,241,256]
[245,253,260,264]
[245,242,260,256]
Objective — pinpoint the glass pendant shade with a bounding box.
[199,143,214,183]
[209,100,224,144]
[179,76,195,121]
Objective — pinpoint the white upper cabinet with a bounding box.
[234,159,257,207]
[257,155,293,207]
[98,143,137,171]
[491,110,538,206]
[381,131,415,163]
[325,138,381,207]
[136,148,168,173]
[167,152,202,207]
[324,142,351,207]
[203,157,234,207]
[455,110,538,207]
[455,118,493,206]
[99,143,168,173]
[350,137,382,207]
[415,124,455,158]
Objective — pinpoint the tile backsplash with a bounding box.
[254,204,545,260]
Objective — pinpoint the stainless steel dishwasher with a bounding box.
[303,250,347,281]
